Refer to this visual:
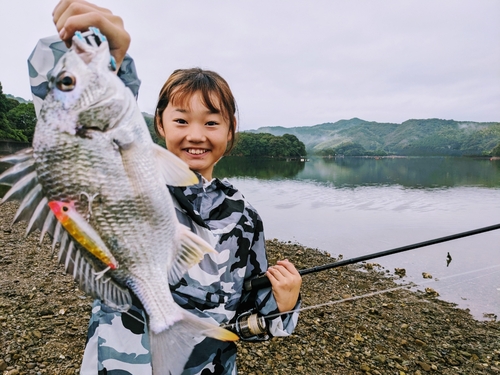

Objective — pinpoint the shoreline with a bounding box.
[1,202,499,374]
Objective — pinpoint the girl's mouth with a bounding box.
[186,148,209,155]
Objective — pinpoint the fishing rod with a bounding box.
[244,222,500,291]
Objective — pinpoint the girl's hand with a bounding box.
[52,0,130,70]
[266,259,302,313]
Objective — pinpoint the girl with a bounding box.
[32,1,303,374]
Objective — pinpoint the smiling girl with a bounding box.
[30,1,303,374]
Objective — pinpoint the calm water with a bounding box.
[215,157,500,320]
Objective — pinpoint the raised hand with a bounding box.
[52,0,130,70]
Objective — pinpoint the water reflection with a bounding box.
[216,156,500,188]
[214,157,305,179]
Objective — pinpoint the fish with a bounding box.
[0,29,237,374]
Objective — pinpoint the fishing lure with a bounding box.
[48,200,119,271]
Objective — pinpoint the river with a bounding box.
[214,156,500,321]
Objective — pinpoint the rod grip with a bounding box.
[244,274,272,291]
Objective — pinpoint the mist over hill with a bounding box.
[248,118,500,156]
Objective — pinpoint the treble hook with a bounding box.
[80,191,100,220]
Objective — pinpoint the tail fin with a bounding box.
[150,310,238,375]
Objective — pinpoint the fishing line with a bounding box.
[225,263,500,327]
[417,264,500,288]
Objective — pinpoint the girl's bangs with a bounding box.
[170,85,227,119]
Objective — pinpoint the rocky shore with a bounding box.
[1,201,499,375]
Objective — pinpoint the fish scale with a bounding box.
[0,29,238,374]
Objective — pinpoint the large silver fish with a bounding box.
[0,30,237,374]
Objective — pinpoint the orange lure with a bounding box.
[48,200,119,270]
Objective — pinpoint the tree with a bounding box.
[143,113,166,147]
[334,142,366,156]
[282,134,306,157]
[6,103,36,142]
[0,82,7,114]
[491,143,500,157]
[0,82,34,142]
[229,132,307,158]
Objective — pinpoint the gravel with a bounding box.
[1,201,499,375]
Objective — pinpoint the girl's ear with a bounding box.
[155,115,166,138]
[227,118,236,142]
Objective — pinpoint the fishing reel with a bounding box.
[231,311,268,340]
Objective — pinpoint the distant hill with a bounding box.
[5,94,31,104]
[248,118,500,156]
[3,85,498,157]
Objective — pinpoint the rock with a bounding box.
[360,363,371,372]
[394,268,406,277]
[32,329,42,339]
[422,272,433,279]
[425,287,439,297]
[417,361,432,372]
[373,355,386,363]
[415,339,427,347]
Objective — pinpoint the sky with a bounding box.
[1,0,499,131]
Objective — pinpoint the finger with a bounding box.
[266,267,284,280]
[56,8,122,39]
[276,259,301,276]
[58,12,126,43]
[53,0,112,25]
[54,1,122,44]
[267,268,292,288]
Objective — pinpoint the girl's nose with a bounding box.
[186,124,207,142]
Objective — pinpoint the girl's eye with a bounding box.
[206,121,219,126]
[174,119,187,124]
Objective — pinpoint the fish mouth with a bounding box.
[185,148,210,156]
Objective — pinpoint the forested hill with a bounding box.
[249,118,500,156]
[0,83,36,143]
[2,82,499,157]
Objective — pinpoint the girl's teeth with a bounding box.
[188,149,206,155]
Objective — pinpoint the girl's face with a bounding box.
[159,91,232,180]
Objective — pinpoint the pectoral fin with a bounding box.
[168,224,217,285]
[153,144,198,186]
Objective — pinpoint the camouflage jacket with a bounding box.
[29,37,299,375]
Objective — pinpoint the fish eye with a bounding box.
[56,72,76,92]
[62,205,69,212]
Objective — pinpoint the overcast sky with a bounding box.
[1,0,499,131]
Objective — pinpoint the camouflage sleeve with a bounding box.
[27,35,141,116]
[239,207,300,340]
